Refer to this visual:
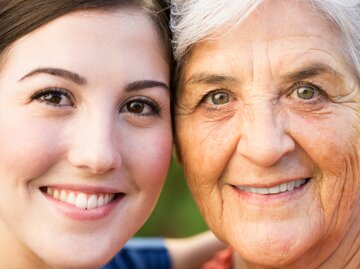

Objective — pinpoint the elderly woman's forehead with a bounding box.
[183,3,345,69]
[207,1,337,44]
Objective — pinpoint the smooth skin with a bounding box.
[0,8,172,269]
[175,1,360,268]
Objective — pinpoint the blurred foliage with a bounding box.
[137,156,208,237]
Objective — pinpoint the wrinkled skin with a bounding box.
[175,1,360,268]
[0,8,172,269]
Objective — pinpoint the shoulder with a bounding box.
[200,247,233,269]
[101,238,172,269]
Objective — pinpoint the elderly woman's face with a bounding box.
[175,0,360,266]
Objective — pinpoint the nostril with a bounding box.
[237,130,295,167]
[67,144,121,175]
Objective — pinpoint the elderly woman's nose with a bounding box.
[236,104,295,167]
[67,114,122,175]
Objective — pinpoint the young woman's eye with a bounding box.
[204,91,230,105]
[120,98,160,116]
[31,88,74,107]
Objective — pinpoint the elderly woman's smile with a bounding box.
[233,178,309,195]
[175,0,360,267]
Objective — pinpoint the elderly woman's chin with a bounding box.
[225,219,323,266]
[218,181,359,267]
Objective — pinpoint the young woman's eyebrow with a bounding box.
[125,80,169,92]
[281,63,342,83]
[19,67,87,86]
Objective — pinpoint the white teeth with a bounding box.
[45,187,116,209]
[53,190,60,199]
[236,178,308,195]
[67,192,76,205]
[75,193,87,209]
[269,185,280,194]
[60,190,67,202]
[98,195,104,207]
[258,188,269,195]
[288,181,295,191]
[279,183,287,192]
[87,195,97,209]
[47,188,54,196]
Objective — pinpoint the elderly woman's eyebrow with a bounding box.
[182,72,238,88]
[282,63,341,82]
[19,67,87,86]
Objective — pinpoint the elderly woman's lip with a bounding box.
[234,178,310,195]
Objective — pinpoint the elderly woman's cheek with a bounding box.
[176,112,240,234]
[312,108,360,241]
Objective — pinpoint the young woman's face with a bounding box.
[0,8,172,268]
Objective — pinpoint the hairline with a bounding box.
[171,0,360,92]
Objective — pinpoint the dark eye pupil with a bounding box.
[297,87,314,99]
[127,101,144,113]
[212,92,229,104]
[44,93,62,104]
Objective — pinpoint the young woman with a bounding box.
[0,1,226,268]
[0,1,172,268]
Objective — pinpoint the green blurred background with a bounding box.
[136,156,208,237]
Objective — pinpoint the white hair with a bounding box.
[170,0,360,77]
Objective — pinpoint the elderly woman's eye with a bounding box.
[289,83,325,102]
[205,91,230,105]
[296,86,315,100]
[31,88,74,107]
[120,98,160,116]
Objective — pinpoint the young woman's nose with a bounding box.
[67,114,122,175]
[236,103,295,167]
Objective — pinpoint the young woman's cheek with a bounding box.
[0,112,65,182]
[121,122,173,188]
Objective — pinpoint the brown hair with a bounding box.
[0,0,172,64]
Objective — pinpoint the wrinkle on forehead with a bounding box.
[181,1,351,95]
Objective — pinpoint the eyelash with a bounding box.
[30,88,161,116]
[119,97,161,116]
[197,89,233,109]
[287,81,328,103]
[193,82,327,112]
[31,87,75,107]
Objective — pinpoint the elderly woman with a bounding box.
[171,0,360,268]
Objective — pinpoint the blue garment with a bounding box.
[101,238,172,269]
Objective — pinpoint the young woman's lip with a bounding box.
[40,184,122,194]
[41,189,125,221]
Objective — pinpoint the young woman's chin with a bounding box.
[30,237,125,269]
